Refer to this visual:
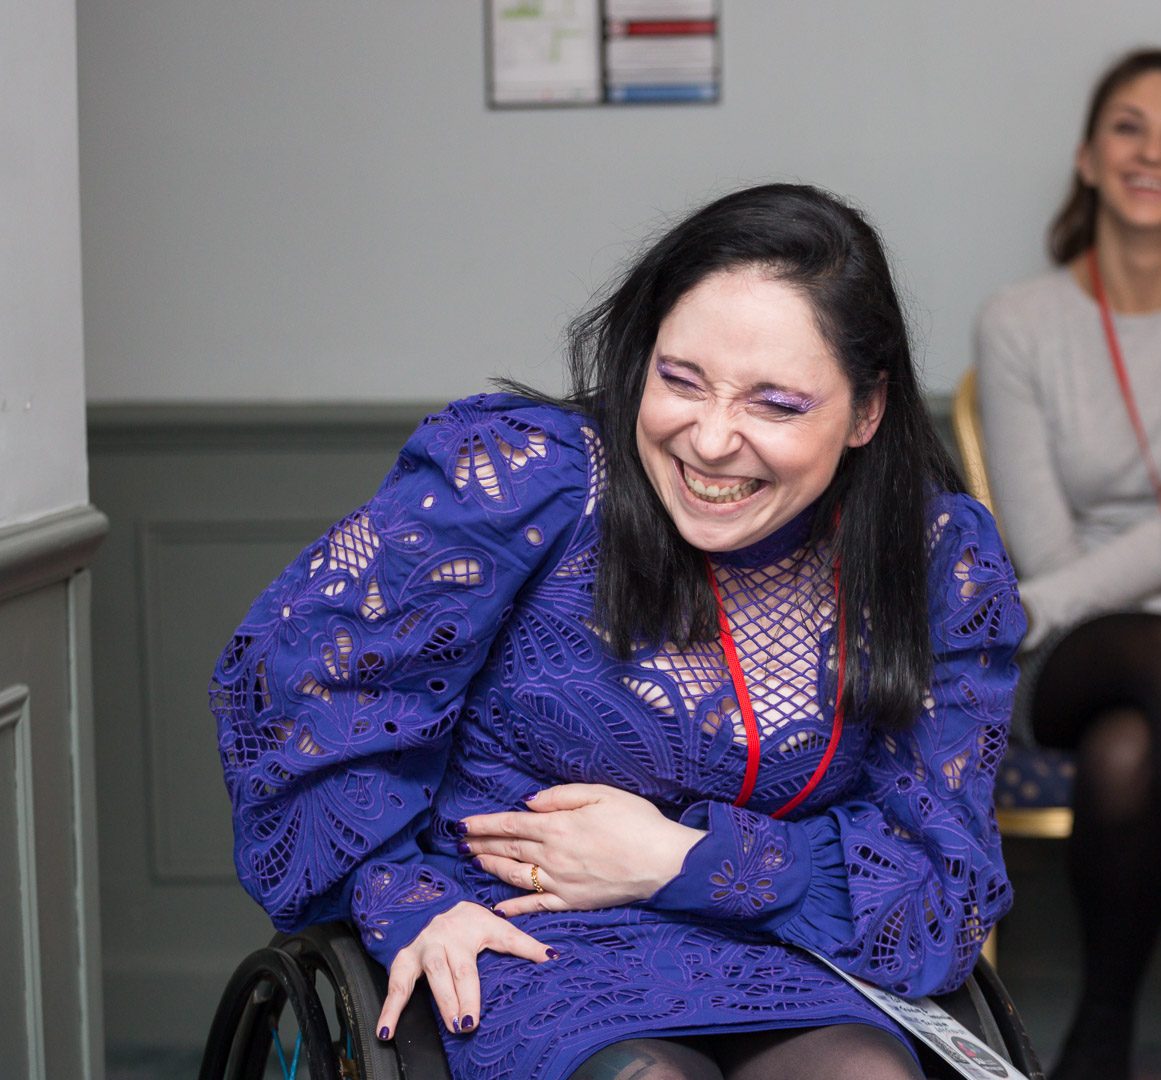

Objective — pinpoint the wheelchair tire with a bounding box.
[924,957,1044,1080]
[200,921,452,1080]
[198,944,342,1080]
[966,956,1044,1079]
[278,922,454,1080]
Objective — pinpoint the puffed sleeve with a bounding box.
[647,494,1025,997]
[209,394,588,969]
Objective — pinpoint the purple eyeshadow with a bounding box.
[758,389,814,412]
[656,358,813,412]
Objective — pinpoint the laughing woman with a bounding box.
[211,183,1024,1080]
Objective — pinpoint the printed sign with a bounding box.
[809,952,1031,1080]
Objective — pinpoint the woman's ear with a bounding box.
[846,376,887,449]
[1075,140,1096,187]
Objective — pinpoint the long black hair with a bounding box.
[1049,48,1161,264]
[510,183,962,730]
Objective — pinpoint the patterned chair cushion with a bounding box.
[994,744,1075,809]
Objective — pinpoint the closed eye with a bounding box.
[753,400,809,417]
[656,360,702,395]
[751,391,814,416]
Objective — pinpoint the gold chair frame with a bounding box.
[950,369,1074,965]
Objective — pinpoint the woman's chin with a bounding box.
[669,493,782,552]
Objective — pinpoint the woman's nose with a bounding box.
[690,406,742,462]
[1141,127,1161,163]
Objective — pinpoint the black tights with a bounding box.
[567,1025,922,1080]
[1030,613,1161,1080]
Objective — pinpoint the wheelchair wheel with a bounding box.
[197,943,345,1079]
[966,955,1044,1079]
[200,922,447,1080]
[923,956,1044,1080]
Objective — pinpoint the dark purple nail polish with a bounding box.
[521,790,539,803]
[377,1026,391,1041]
[452,1017,460,1034]
[454,820,469,835]
[460,1014,475,1031]
[456,840,472,856]
[545,947,561,960]
[471,855,483,870]
[492,906,508,918]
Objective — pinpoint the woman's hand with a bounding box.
[459,783,705,917]
[376,900,557,1040]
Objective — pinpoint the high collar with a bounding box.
[706,503,818,568]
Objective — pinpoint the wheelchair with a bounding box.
[199,921,1044,1080]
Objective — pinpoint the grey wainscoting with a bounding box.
[87,402,437,1054]
[0,504,109,1080]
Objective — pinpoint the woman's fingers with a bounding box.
[488,917,564,963]
[494,891,571,918]
[431,915,561,1031]
[521,783,614,812]
[447,946,482,1034]
[475,854,574,915]
[375,901,558,1042]
[460,809,547,848]
[376,949,420,1042]
[421,946,464,1033]
[461,831,543,864]
[461,783,612,836]
[473,853,543,891]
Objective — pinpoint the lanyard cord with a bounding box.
[1087,248,1161,509]
[705,555,847,819]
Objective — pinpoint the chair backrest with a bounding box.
[950,368,1002,532]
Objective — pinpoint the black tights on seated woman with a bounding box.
[568,1024,922,1080]
[1031,612,1161,1080]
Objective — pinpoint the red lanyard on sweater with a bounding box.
[704,556,846,819]
[1087,248,1161,509]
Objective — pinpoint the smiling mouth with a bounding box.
[680,461,763,503]
[1125,174,1161,194]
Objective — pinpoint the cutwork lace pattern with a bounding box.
[211,395,1025,1080]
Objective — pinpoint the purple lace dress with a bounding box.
[211,394,1025,1079]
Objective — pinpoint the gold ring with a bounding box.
[530,864,544,893]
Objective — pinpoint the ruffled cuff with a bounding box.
[768,813,855,954]
[645,800,814,930]
[350,860,468,969]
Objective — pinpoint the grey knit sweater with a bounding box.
[975,267,1161,650]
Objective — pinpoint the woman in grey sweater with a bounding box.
[976,48,1161,1080]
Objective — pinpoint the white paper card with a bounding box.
[809,952,1031,1080]
[488,0,602,106]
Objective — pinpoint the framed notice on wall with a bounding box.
[486,0,720,108]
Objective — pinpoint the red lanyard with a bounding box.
[705,556,847,819]
[1087,248,1161,509]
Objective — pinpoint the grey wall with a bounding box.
[1,2,105,1077]
[78,2,1161,406]
[1,0,88,520]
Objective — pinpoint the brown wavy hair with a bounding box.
[1048,48,1161,264]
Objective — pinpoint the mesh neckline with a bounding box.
[707,502,817,568]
